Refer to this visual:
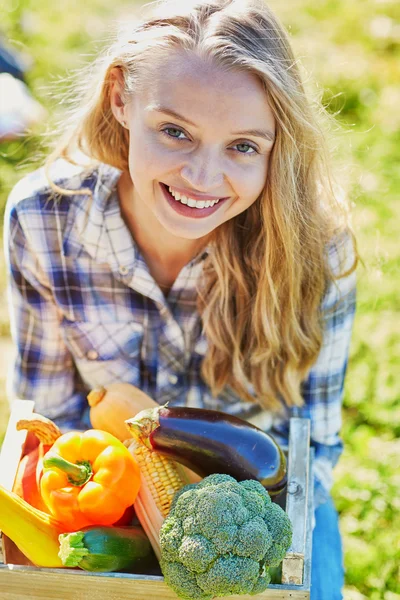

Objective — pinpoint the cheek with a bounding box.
[233,160,269,205]
[128,133,180,178]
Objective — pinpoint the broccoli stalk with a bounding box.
[159,474,293,599]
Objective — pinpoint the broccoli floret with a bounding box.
[234,516,272,561]
[196,473,237,487]
[161,560,213,600]
[159,474,293,599]
[262,502,293,567]
[239,479,272,505]
[196,556,261,596]
[159,516,183,562]
[178,535,218,573]
[249,572,272,596]
[170,483,200,512]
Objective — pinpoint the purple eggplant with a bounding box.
[126,404,287,495]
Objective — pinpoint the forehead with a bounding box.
[135,50,275,131]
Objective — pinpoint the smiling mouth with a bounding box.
[168,186,222,208]
[160,183,229,218]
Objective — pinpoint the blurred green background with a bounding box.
[0,0,399,598]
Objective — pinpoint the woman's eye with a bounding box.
[162,127,188,140]
[234,143,258,155]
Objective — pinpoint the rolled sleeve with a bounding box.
[299,232,357,510]
[4,198,89,427]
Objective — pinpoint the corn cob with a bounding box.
[133,443,186,517]
[124,438,189,560]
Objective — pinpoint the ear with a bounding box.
[109,67,129,128]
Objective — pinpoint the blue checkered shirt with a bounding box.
[4,160,357,511]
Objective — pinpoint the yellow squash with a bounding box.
[87,383,157,441]
[0,484,66,567]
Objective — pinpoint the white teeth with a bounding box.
[167,186,221,209]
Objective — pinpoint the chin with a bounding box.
[164,220,213,240]
[156,206,216,240]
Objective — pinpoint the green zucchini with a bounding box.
[58,525,159,573]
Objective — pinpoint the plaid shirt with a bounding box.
[4,160,357,511]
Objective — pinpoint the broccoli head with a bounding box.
[159,474,293,600]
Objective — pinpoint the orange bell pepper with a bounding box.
[40,429,140,530]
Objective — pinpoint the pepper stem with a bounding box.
[43,455,93,486]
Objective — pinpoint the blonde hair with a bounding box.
[46,0,358,411]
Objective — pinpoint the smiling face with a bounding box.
[115,51,276,241]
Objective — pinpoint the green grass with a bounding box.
[1,0,399,597]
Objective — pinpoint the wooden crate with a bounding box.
[0,400,313,599]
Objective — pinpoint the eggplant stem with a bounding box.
[125,405,165,448]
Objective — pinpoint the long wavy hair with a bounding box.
[46,0,358,411]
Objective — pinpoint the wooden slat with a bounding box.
[0,566,310,600]
[302,449,314,591]
[281,417,310,585]
[0,399,35,565]
[0,399,34,491]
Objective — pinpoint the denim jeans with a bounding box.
[311,496,345,600]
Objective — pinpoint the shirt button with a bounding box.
[168,374,178,385]
[119,265,129,275]
[87,349,99,360]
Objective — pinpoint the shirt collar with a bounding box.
[64,163,138,270]
[64,162,210,279]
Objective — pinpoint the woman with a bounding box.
[4,1,357,597]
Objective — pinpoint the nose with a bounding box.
[180,147,224,192]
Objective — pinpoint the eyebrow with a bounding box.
[232,128,275,143]
[151,107,276,143]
